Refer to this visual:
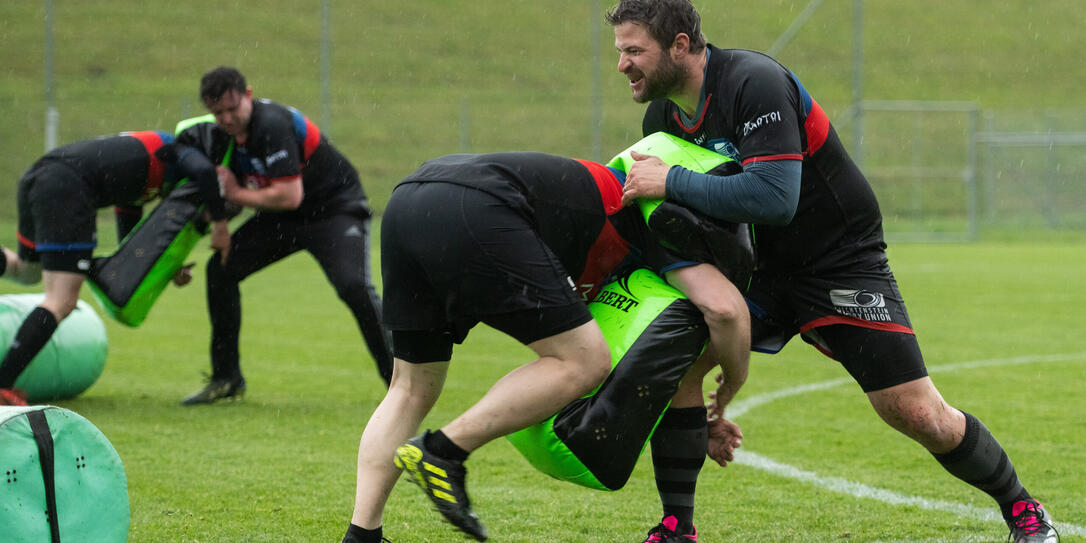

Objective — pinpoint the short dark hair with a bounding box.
[606,0,707,53]
[200,66,247,102]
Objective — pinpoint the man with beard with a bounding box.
[607,1,1059,542]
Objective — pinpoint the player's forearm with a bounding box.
[228,179,303,210]
[666,159,802,225]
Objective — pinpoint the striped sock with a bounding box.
[650,406,707,534]
[932,411,1031,520]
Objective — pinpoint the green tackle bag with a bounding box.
[1,295,108,403]
[86,180,209,328]
[86,115,234,328]
[0,405,129,542]
[608,131,754,288]
[506,268,707,490]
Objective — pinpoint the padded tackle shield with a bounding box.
[607,132,755,288]
[86,115,234,327]
[1,294,108,402]
[86,180,209,328]
[0,405,129,542]
[506,268,707,490]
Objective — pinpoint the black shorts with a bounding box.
[16,161,97,273]
[381,182,592,363]
[746,259,928,392]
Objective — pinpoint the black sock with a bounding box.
[342,523,382,543]
[932,411,1032,520]
[650,406,707,534]
[0,249,7,277]
[424,429,469,462]
[0,307,59,388]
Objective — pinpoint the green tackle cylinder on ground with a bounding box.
[1,294,108,403]
[0,405,129,542]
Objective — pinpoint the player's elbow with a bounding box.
[762,204,796,225]
[272,182,304,210]
[698,291,747,332]
[750,191,798,225]
[280,191,304,210]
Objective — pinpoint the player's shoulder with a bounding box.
[708,45,791,81]
[250,99,297,130]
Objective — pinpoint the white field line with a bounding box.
[727,351,1086,537]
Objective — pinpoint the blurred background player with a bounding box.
[176,67,393,404]
[608,1,1059,542]
[0,130,228,406]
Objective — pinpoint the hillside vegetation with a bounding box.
[1,1,1084,219]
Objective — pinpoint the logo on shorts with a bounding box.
[829,289,891,322]
[77,259,91,271]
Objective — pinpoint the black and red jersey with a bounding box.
[33,131,177,206]
[398,152,673,300]
[644,45,886,273]
[177,99,368,219]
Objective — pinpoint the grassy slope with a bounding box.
[2,1,1086,219]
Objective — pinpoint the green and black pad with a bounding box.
[86,115,234,327]
[1,294,108,403]
[608,131,754,289]
[506,268,707,490]
[0,405,129,542]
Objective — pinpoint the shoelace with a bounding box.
[1008,503,1059,539]
[644,523,675,543]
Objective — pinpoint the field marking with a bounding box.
[728,351,1086,537]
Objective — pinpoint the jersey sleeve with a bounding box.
[252,106,303,182]
[729,59,804,165]
[171,144,230,220]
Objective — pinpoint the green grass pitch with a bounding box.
[2,228,1084,542]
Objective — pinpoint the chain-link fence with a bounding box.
[839,102,1086,241]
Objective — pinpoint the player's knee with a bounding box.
[332,278,373,306]
[4,257,42,285]
[575,335,612,395]
[205,252,235,284]
[875,397,955,442]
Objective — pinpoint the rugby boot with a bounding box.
[394,431,487,541]
[181,376,246,405]
[643,515,697,543]
[1006,500,1059,543]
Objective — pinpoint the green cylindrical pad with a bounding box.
[608,132,753,287]
[86,118,234,328]
[506,268,707,490]
[1,294,108,402]
[604,131,735,221]
[0,405,129,542]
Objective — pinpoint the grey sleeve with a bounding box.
[665,159,802,225]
